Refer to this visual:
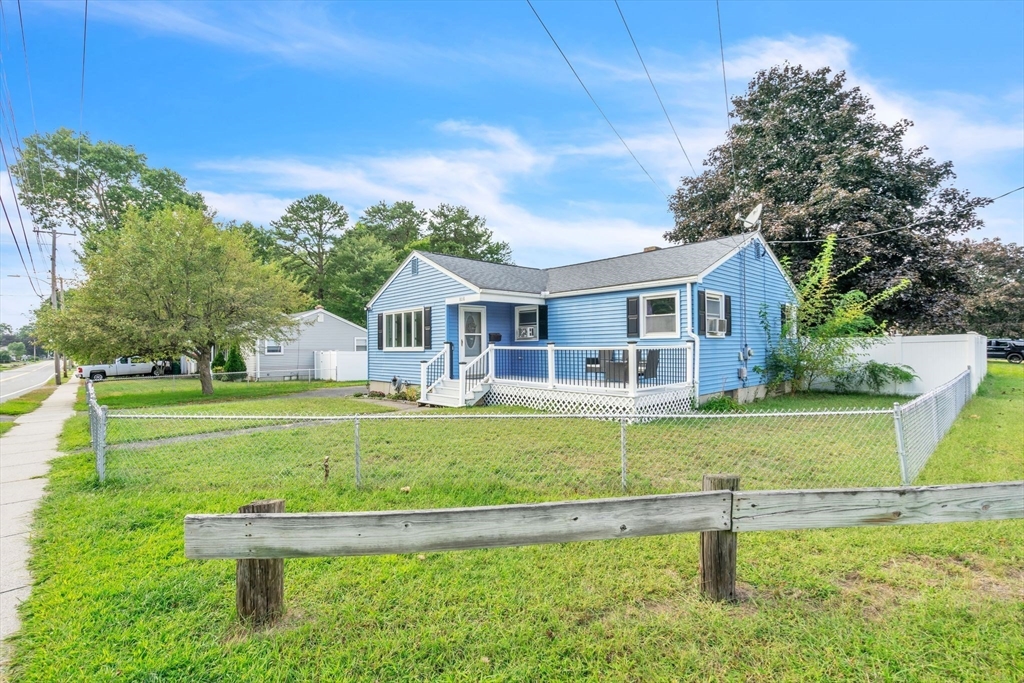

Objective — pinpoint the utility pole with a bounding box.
[49,229,60,385]
[34,228,75,386]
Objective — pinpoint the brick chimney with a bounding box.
[643,246,661,253]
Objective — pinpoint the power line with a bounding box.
[714,0,737,192]
[16,0,48,199]
[613,0,697,176]
[1,193,41,296]
[989,185,1023,202]
[525,0,667,197]
[768,186,1024,245]
[0,133,37,275]
[74,0,87,192]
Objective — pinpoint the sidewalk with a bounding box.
[0,381,79,669]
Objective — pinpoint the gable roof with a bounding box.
[417,233,760,295]
[293,308,367,333]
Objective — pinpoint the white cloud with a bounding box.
[197,122,671,265]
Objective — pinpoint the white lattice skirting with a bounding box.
[483,383,696,416]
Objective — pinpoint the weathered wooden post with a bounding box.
[236,499,285,626]
[700,474,739,601]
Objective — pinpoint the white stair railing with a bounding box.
[459,346,492,404]
[420,347,450,396]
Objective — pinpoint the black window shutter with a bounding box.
[724,295,733,336]
[697,290,706,336]
[626,297,640,338]
[538,305,548,340]
[423,307,432,350]
[377,313,384,350]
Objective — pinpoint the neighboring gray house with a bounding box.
[245,307,367,379]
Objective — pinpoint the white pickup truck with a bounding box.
[76,357,163,381]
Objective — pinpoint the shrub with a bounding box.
[222,345,246,381]
[211,349,226,372]
[0,350,12,363]
[699,395,742,413]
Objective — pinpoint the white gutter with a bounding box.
[685,282,700,400]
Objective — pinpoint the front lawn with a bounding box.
[9,363,1022,681]
[74,377,367,411]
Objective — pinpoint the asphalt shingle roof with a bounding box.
[419,233,756,295]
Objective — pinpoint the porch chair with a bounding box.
[637,349,660,383]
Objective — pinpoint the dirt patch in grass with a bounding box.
[898,554,1024,600]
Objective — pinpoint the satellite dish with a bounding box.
[735,203,763,230]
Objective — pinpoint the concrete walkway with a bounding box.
[0,381,78,668]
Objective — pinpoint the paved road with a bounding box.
[0,362,57,403]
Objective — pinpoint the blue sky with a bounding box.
[2,0,1022,326]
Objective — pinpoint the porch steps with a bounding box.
[421,378,490,408]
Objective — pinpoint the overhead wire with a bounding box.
[74,0,87,192]
[525,0,667,197]
[1,193,41,296]
[16,0,48,204]
[767,187,1024,245]
[613,0,696,176]
[714,0,738,192]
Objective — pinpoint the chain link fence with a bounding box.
[84,369,976,513]
[894,369,973,485]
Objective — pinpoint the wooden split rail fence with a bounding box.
[184,478,1024,626]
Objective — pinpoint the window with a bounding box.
[383,308,424,351]
[515,306,539,341]
[265,340,284,355]
[705,291,727,337]
[640,292,678,338]
[354,337,367,352]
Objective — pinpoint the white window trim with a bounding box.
[704,290,727,338]
[382,307,425,352]
[354,337,367,352]
[264,340,284,355]
[640,290,680,339]
[514,305,540,342]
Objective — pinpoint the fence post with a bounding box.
[236,499,285,627]
[626,342,638,397]
[458,362,467,405]
[354,418,362,488]
[619,417,627,492]
[96,405,108,482]
[700,474,739,602]
[546,343,556,389]
[893,402,910,486]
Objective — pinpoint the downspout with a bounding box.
[685,282,700,401]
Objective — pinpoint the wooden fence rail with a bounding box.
[184,480,1023,626]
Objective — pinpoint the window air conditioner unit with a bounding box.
[707,318,727,337]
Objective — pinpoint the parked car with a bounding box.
[987,339,1024,364]
[76,357,164,380]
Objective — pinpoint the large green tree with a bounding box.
[37,205,308,394]
[330,233,399,325]
[961,238,1024,338]
[352,200,427,253]
[667,65,989,332]
[10,128,207,248]
[271,194,349,308]
[420,203,512,263]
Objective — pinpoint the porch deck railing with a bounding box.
[488,342,693,397]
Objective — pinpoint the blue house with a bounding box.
[366,232,796,414]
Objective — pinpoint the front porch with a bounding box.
[420,342,696,415]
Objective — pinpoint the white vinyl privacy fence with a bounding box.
[86,368,979,507]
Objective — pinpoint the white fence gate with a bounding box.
[315,350,367,382]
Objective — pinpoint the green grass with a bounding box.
[0,383,58,416]
[0,421,13,436]
[74,377,367,411]
[10,364,1023,681]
